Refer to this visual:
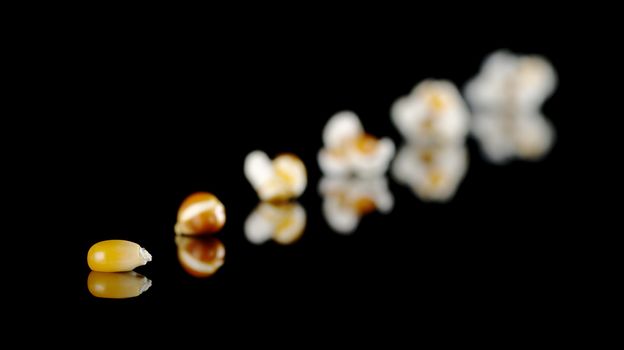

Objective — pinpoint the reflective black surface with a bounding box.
[75,41,575,318]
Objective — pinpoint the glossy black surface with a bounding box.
[75,41,576,316]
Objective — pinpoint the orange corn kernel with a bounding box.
[175,192,226,235]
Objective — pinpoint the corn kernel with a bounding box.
[87,271,152,299]
[176,236,225,278]
[87,240,152,272]
[175,192,226,235]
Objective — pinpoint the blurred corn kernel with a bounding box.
[175,192,226,235]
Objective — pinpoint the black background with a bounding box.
[74,31,579,323]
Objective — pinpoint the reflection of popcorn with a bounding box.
[465,50,557,163]
[244,151,307,202]
[318,111,395,177]
[392,144,468,202]
[472,111,554,163]
[391,80,469,145]
[244,202,306,245]
[318,176,393,234]
[465,50,557,112]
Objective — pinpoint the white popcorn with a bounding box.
[318,176,393,235]
[392,144,468,202]
[244,151,307,202]
[391,80,470,145]
[465,50,557,163]
[318,111,395,177]
[465,50,557,112]
[244,202,306,245]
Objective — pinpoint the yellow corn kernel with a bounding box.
[87,240,152,272]
[87,271,152,299]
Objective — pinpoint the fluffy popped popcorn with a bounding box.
[391,80,469,145]
[318,111,395,177]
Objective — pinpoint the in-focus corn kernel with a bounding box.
[87,240,152,272]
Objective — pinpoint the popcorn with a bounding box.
[244,202,306,245]
[244,151,307,202]
[391,80,470,145]
[465,50,557,112]
[318,111,395,177]
[392,144,468,202]
[464,50,557,163]
[391,79,469,202]
[318,176,393,234]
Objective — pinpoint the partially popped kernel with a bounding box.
[244,151,307,202]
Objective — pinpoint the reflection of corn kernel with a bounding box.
[87,271,152,299]
[87,240,152,272]
[176,236,225,278]
[175,192,226,235]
